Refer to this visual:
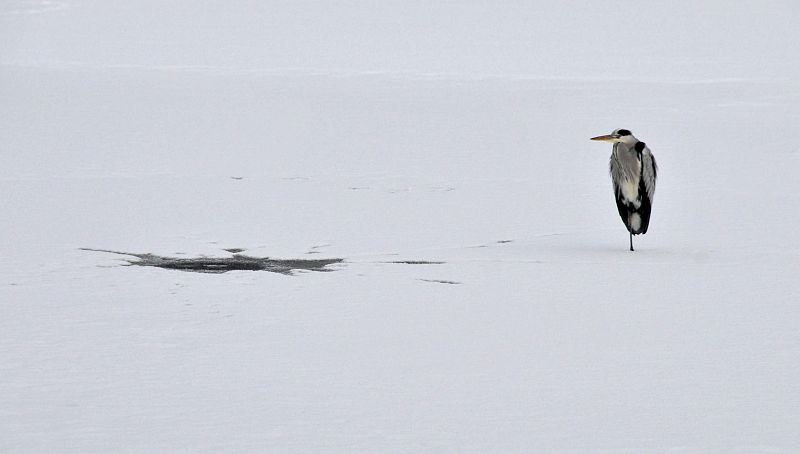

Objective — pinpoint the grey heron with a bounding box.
[591,129,657,251]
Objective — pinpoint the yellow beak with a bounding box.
[590,134,621,142]
[589,134,620,142]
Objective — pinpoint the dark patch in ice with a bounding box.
[305,244,330,255]
[230,176,244,180]
[383,260,445,265]
[223,248,246,254]
[496,239,513,244]
[419,279,461,285]
[81,248,342,275]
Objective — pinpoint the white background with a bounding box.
[2,1,799,452]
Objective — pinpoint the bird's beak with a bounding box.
[590,134,621,142]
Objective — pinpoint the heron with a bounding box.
[591,129,657,251]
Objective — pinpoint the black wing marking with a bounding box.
[636,176,653,234]
[613,181,631,232]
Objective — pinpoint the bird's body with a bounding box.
[591,129,657,251]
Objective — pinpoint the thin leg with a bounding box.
[629,231,634,251]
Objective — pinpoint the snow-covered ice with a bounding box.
[2,1,800,452]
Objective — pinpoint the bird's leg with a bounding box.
[627,212,635,251]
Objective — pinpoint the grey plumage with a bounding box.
[591,128,657,251]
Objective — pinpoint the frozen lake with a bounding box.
[2,1,800,452]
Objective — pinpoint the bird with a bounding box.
[590,129,657,251]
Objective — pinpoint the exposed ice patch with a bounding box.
[418,279,461,285]
[382,260,446,265]
[81,248,343,275]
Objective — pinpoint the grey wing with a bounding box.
[641,146,657,202]
[608,151,624,195]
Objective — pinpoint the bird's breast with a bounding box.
[620,178,641,207]
[612,147,643,206]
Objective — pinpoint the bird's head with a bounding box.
[590,128,637,144]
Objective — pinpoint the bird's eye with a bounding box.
[617,129,631,136]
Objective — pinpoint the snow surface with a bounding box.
[2,1,800,452]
